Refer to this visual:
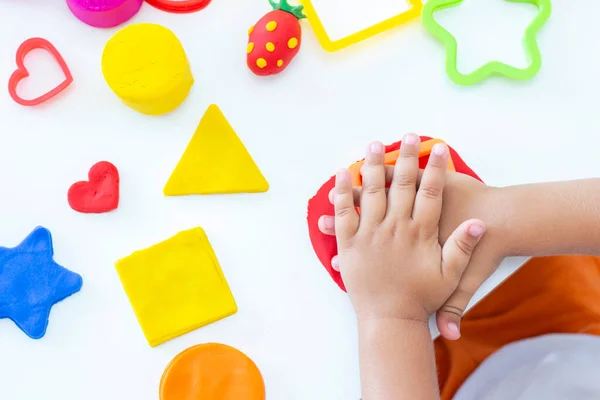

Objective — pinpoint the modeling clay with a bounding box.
[8,38,73,107]
[102,23,194,115]
[301,0,422,52]
[0,227,83,339]
[247,0,305,76]
[68,161,119,214]
[164,105,269,196]
[307,137,483,291]
[160,343,266,400]
[146,0,211,13]
[422,0,552,85]
[115,227,237,347]
[348,138,456,187]
[66,0,143,28]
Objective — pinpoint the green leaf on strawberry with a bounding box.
[268,0,306,20]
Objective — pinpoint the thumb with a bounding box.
[441,219,486,281]
[437,254,504,341]
[438,220,486,340]
[436,290,473,341]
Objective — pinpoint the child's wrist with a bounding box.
[482,186,514,259]
[358,316,430,330]
[356,310,431,329]
[358,316,431,342]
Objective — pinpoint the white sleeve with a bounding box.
[453,334,600,400]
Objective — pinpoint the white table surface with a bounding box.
[0,0,596,399]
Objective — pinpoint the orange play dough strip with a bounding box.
[160,343,265,400]
[348,139,456,187]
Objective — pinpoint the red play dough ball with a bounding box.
[306,137,483,291]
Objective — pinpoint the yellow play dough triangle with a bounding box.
[164,105,269,195]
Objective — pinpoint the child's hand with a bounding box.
[332,135,487,323]
[319,141,503,338]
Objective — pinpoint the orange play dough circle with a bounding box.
[159,343,266,400]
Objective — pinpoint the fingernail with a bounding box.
[448,322,461,339]
[468,223,486,238]
[328,188,335,204]
[370,142,383,153]
[336,169,350,182]
[432,143,447,156]
[404,134,417,145]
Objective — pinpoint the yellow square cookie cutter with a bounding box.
[301,0,423,52]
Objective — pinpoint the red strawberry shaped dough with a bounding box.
[247,0,305,76]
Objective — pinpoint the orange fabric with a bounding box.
[435,256,600,400]
[160,343,265,400]
[348,139,456,187]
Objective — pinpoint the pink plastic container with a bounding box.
[66,0,143,28]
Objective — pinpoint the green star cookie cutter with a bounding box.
[422,0,552,85]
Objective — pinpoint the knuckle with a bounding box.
[396,221,418,240]
[455,237,476,257]
[334,189,351,200]
[391,173,415,190]
[332,190,344,203]
[335,206,354,218]
[419,184,442,200]
[420,225,439,241]
[398,150,417,159]
[362,183,384,196]
[440,304,464,318]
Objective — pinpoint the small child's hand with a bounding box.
[333,135,487,323]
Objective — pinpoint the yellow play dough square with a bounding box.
[164,104,269,195]
[115,227,237,347]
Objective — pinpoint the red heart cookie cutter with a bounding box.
[8,37,73,107]
[68,161,120,214]
[145,0,211,13]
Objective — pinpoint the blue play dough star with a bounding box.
[0,226,83,339]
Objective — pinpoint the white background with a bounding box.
[0,0,594,399]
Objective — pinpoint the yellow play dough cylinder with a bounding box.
[102,23,194,116]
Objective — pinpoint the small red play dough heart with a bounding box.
[68,162,120,213]
[8,37,73,107]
